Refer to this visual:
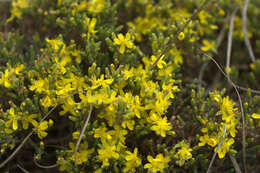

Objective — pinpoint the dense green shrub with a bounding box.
[0,0,259,172]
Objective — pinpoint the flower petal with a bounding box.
[252,113,260,119]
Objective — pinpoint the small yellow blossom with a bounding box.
[72,131,80,140]
[201,40,216,52]
[221,97,236,123]
[0,69,12,88]
[123,148,142,172]
[87,0,105,15]
[5,108,19,131]
[114,33,134,54]
[21,114,38,130]
[217,138,234,158]
[175,140,193,166]
[46,38,66,53]
[176,141,192,160]
[97,142,119,167]
[68,142,94,165]
[30,78,49,94]
[151,55,166,69]
[144,154,170,173]
[35,121,49,139]
[7,0,30,22]
[84,18,97,39]
[151,116,172,137]
[178,32,185,40]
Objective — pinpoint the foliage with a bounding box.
[0,0,259,172]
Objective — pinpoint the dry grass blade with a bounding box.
[226,8,238,82]
[229,155,243,173]
[216,14,231,50]
[206,123,227,173]
[203,53,247,173]
[0,91,85,169]
[242,0,256,63]
[150,0,216,70]
[74,104,93,170]
[17,164,30,173]
[33,159,58,169]
[235,85,260,94]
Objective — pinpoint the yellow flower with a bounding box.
[201,40,216,52]
[90,74,113,90]
[0,69,12,88]
[221,96,236,123]
[41,95,53,107]
[84,18,97,39]
[46,38,66,53]
[29,78,49,94]
[21,114,38,130]
[97,142,119,167]
[72,131,80,140]
[208,137,217,147]
[68,142,94,165]
[151,116,172,137]
[198,10,210,24]
[175,140,193,166]
[7,0,30,22]
[114,33,134,54]
[35,121,49,139]
[176,141,192,160]
[87,0,105,15]
[5,108,19,131]
[122,67,134,80]
[178,32,185,40]
[198,135,209,147]
[144,154,170,173]
[123,148,142,172]
[151,55,166,69]
[217,138,234,158]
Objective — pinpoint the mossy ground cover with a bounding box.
[0,0,259,172]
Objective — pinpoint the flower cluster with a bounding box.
[0,0,259,172]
